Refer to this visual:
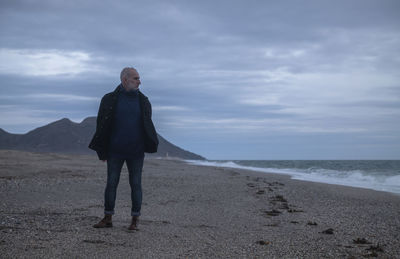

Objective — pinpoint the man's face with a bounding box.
[123,69,141,91]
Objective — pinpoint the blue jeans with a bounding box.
[104,155,144,217]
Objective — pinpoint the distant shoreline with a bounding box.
[186,159,400,196]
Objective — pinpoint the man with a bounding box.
[89,67,158,230]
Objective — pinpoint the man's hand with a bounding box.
[102,160,107,162]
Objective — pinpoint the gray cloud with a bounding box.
[0,0,399,159]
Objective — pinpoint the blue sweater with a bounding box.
[108,87,145,159]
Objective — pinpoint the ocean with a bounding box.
[185,160,400,195]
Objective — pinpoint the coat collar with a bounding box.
[113,84,147,100]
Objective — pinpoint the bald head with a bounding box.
[120,67,141,91]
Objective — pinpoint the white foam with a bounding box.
[185,160,400,195]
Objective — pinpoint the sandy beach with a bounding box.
[1,150,399,258]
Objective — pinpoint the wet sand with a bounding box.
[1,150,399,258]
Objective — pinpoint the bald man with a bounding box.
[89,67,158,230]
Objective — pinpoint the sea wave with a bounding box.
[185,160,400,195]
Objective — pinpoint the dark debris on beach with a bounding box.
[321,228,334,234]
[353,238,371,244]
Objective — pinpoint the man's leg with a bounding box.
[104,156,125,215]
[94,156,125,228]
[126,156,144,230]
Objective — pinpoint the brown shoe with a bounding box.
[128,216,139,230]
[93,215,113,228]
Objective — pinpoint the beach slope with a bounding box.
[1,150,399,258]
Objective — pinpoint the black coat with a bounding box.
[88,85,159,160]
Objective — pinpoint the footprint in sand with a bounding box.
[321,228,334,234]
[263,209,282,216]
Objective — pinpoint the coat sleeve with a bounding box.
[96,96,106,130]
[89,91,115,160]
[148,99,152,118]
[88,95,107,154]
[142,97,159,153]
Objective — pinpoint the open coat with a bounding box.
[89,85,159,160]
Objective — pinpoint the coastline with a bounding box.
[1,150,399,258]
[185,159,400,196]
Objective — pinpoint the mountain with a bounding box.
[0,117,205,160]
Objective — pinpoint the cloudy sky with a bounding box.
[0,0,399,159]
